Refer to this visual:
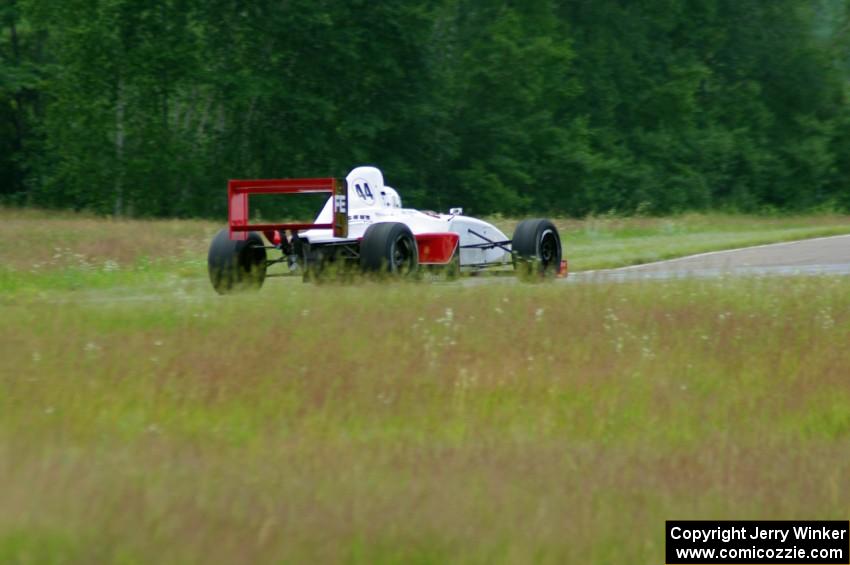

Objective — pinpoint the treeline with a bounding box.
[2,0,850,218]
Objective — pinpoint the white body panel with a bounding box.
[301,167,511,266]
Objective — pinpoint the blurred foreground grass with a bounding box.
[1,276,849,563]
[1,208,848,294]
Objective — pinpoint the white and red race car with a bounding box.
[208,166,564,292]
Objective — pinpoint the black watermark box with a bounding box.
[666,521,849,564]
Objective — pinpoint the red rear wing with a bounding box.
[228,178,348,240]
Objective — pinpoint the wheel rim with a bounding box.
[391,236,415,273]
[539,229,559,269]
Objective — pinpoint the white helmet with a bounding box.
[381,186,402,208]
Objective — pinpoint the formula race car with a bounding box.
[208,166,564,293]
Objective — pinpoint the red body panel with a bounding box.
[228,178,347,240]
[416,233,459,265]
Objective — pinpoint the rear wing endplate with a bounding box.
[228,177,348,241]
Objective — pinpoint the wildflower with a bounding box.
[436,307,454,325]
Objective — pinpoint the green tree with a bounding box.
[0,0,44,202]
[4,0,849,217]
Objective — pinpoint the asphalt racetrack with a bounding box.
[568,234,850,283]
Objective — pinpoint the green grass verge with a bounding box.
[523,213,850,270]
[1,209,848,294]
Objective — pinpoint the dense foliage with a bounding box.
[2,0,850,217]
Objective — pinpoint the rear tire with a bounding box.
[207,229,267,294]
[360,222,418,277]
[511,219,562,280]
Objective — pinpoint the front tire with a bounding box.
[512,219,562,280]
[207,229,267,294]
[360,222,418,277]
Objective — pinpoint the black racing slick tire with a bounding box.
[207,229,267,294]
[512,219,562,280]
[359,222,419,277]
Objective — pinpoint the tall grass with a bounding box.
[1,277,848,563]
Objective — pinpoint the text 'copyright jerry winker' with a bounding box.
[666,521,849,564]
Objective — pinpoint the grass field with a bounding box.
[2,208,849,294]
[1,210,849,563]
